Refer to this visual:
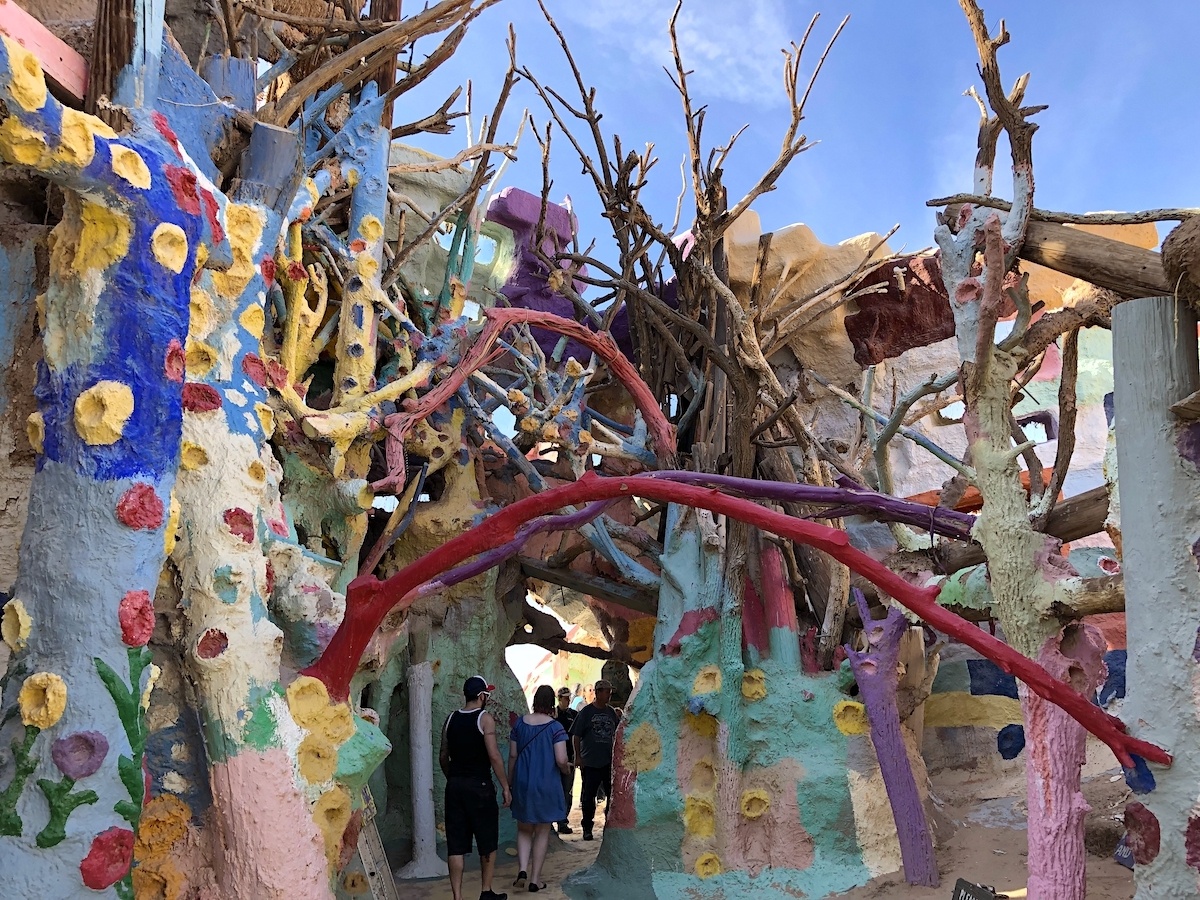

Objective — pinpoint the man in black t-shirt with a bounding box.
[569,679,621,841]
[555,686,579,834]
[439,675,511,900]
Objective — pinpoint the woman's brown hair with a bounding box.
[532,684,556,714]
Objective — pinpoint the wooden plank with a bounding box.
[1019,220,1169,299]
[519,557,658,616]
[936,484,1110,573]
[1170,388,1200,421]
[0,0,87,104]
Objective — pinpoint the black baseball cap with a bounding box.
[464,675,496,700]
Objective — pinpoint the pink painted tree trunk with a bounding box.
[1023,624,1107,900]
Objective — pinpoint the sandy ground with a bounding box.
[393,772,1134,899]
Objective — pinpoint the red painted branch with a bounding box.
[382,309,675,470]
[305,474,1169,769]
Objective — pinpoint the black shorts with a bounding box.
[445,776,499,856]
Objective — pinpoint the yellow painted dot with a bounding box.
[0,117,48,166]
[254,402,274,438]
[75,201,131,274]
[694,852,722,879]
[693,665,721,695]
[286,675,330,728]
[298,734,339,783]
[313,786,352,862]
[151,223,188,274]
[740,788,771,819]
[110,144,151,189]
[317,703,355,745]
[75,381,134,445]
[345,169,360,188]
[623,722,662,773]
[195,242,208,270]
[690,757,716,792]
[238,304,265,340]
[56,109,103,168]
[741,669,767,701]
[3,37,47,111]
[189,286,215,338]
[2,598,32,651]
[354,254,379,280]
[833,699,870,736]
[165,491,181,555]
[25,411,44,455]
[684,710,718,740]
[180,442,209,470]
[683,794,716,838]
[185,340,217,377]
[19,671,66,729]
[248,460,266,482]
[357,215,383,244]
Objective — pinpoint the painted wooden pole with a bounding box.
[845,591,938,886]
[0,37,220,898]
[394,660,447,879]
[1113,295,1200,899]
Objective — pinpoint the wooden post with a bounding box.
[1113,295,1200,899]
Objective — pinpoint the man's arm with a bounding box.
[480,711,511,808]
[438,715,451,778]
[570,706,587,766]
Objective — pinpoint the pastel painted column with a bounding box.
[1113,295,1200,899]
[394,661,447,879]
[0,37,218,898]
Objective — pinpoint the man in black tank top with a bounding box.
[439,675,511,900]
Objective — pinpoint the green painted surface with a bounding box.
[335,715,392,793]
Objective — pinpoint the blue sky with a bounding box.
[407,0,1199,258]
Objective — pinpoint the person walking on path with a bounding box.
[554,686,579,834]
[439,675,512,900]
[569,679,621,841]
[508,685,571,893]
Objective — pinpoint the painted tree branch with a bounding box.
[304,472,1169,769]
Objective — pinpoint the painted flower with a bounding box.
[118,590,155,647]
[1,598,31,651]
[18,671,67,729]
[52,731,109,780]
[79,826,135,889]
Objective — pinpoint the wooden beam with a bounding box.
[936,484,1111,572]
[0,0,87,104]
[1019,220,1169,299]
[519,557,657,616]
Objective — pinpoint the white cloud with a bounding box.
[559,0,802,106]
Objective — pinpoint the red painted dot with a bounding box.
[268,517,289,538]
[116,484,164,530]
[260,255,276,287]
[349,239,367,254]
[1126,802,1161,865]
[152,112,181,154]
[165,339,185,383]
[241,353,268,387]
[118,590,155,647]
[201,191,225,244]
[182,383,222,413]
[165,165,200,216]
[196,628,228,660]
[223,508,255,544]
[286,261,306,281]
[266,359,290,389]
[80,826,135,889]
[1186,814,1200,871]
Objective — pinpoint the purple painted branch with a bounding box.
[408,500,617,600]
[649,471,975,541]
[846,589,939,887]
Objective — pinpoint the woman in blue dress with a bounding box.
[508,685,571,892]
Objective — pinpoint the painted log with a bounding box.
[845,591,938,886]
[1113,295,1200,899]
[0,36,222,898]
